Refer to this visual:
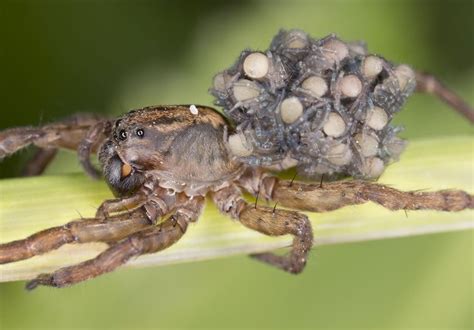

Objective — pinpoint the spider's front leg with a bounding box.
[21,148,58,176]
[212,185,313,274]
[0,113,110,176]
[238,169,473,213]
[77,119,112,179]
[0,185,179,264]
[25,195,205,290]
[0,208,152,264]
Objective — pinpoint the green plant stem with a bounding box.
[0,136,473,282]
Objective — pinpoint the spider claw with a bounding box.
[25,273,54,291]
[25,279,40,291]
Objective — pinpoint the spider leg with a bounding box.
[0,208,152,264]
[416,71,474,123]
[21,147,58,176]
[272,180,472,212]
[0,113,109,175]
[95,191,149,218]
[95,186,189,223]
[0,127,44,160]
[238,170,473,213]
[78,120,112,179]
[25,197,204,290]
[212,185,313,274]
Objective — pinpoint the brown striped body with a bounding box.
[99,105,243,196]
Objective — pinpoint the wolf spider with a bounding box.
[0,72,473,290]
[1,103,473,289]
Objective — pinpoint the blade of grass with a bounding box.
[0,136,473,282]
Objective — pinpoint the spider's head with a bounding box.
[99,137,146,196]
[98,108,170,196]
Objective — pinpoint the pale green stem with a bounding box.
[0,136,473,282]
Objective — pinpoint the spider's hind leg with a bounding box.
[238,170,473,213]
[213,185,313,274]
[270,179,473,212]
[416,71,474,123]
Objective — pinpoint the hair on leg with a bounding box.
[0,208,153,265]
[212,185,313,274]
[272,180,472,212]
[25,196,205,290]
[241,172,473,213]
[0,114,109,158]
[78,120,112,179]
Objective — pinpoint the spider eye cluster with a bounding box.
[116,128,145,141]
[210,29,416,179]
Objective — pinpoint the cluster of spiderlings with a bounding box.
[210,29,416,179]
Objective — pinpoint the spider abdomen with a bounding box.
[211,29,416,179]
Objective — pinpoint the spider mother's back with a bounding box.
[211,29,417,180]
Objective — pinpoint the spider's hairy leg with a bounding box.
[0,208,152,264]
[25,196,204,290]
[21,147,58,176]
[0,113,109,176]
[0,127,44,160]
[95,190,149,219]
[416,71,474,123]
[78,119,112,179]
[0,185,178,265]
[238,170,473,213]
[212,185,313,274]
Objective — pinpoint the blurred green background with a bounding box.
[0,0,472,329]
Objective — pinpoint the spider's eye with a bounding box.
[136,128,144,138]
[118,130,127,141]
